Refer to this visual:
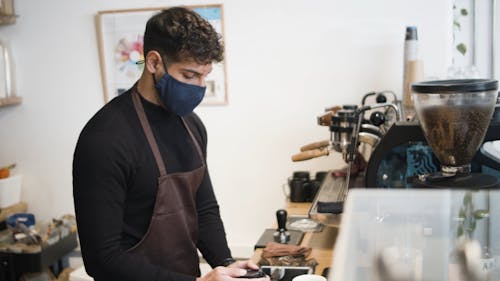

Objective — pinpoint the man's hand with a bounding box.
[227,260,260,270]
[195,261,269,281]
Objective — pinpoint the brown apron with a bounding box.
[127,88,206,276]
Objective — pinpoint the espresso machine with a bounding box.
[291,80,500,224]
[292,91,400,165]
[291,91,402,224]
[328,80,500,280]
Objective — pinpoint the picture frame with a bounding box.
[95,5,228,105]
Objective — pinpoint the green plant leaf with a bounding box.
[457,226,463,238]
[457,43,467,55]
[458,207,466,219]
[461,9,468,16]
[473,209,489,219]
[454,21,461,30]
[463,191,472,204]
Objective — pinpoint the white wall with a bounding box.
[0,0,452,257]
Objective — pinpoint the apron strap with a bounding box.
[181,117,206,167]
[131,88,168,176]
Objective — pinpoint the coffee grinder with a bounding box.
[411,79,500,189]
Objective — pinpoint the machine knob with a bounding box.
[370,111,386,126]
[376,93,387,103]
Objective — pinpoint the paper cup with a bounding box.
[292,274,327,281]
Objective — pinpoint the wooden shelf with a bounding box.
[0,14,16,25]
[0,96,22,107]
[0,201,27,222]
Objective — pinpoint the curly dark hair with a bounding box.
[143,6,223,65]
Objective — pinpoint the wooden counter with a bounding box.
[0,202,27,222]
[251,202,338,276]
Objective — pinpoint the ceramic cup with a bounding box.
[292,274,327,281]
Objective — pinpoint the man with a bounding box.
[73,7,268,281]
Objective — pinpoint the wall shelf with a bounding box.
[0,96,22,107]
[0,14,16,25]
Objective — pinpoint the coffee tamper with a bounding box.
[273,209,290,243]
[254,209,304,248]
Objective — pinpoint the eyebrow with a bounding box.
[181,68,212,76]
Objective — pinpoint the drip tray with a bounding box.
[287,216,323,232]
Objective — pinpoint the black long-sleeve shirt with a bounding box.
[73,89,232,281]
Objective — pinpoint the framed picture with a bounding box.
[96,5,228,105]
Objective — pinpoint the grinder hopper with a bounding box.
[411,79,499,188]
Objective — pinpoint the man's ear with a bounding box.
[144,50,164,74]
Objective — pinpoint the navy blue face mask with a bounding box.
[153,69,206,116]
